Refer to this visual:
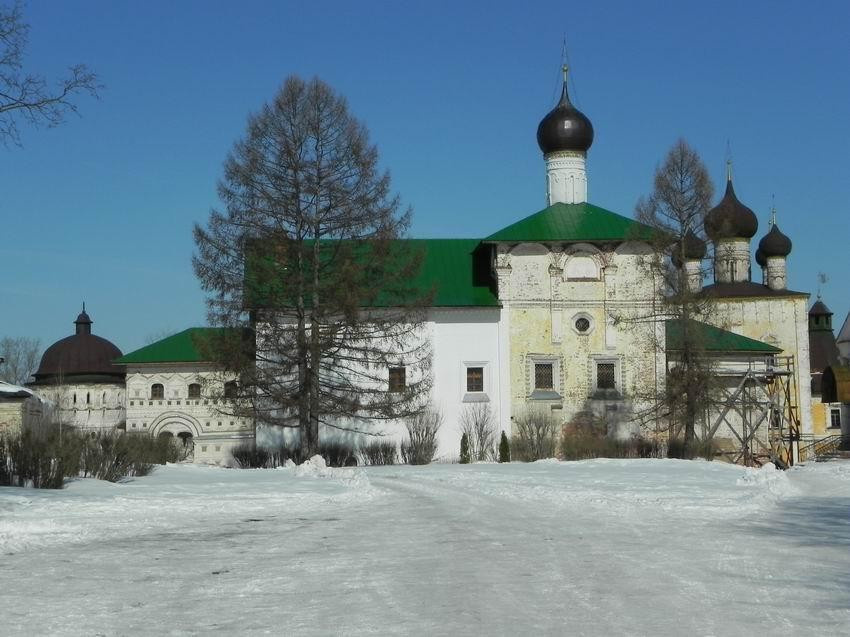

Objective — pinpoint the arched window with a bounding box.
[102,392,106,405]
[188,383,201,399]
[86,392,90,404]
[224,381,238,399]
[73,393,77,405]
[151,383,164,399]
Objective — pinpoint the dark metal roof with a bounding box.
[704,179,758,241]
[758,224,792,257]
[536,76,594,154]
[809,329,840,378]
[672,230,707,267]
[755,248,766,267]
[701,281,808,298]
[31,309,124,385]
[809,300,832,316]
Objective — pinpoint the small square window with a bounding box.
[534,363,554,390]
[597,363,616,390]
[388,367,406,393]
[830,410,842,429]
[201,445,207,452]
[466,367,484,393]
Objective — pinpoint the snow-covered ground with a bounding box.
[1,459,849,636]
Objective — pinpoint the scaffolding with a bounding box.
[693,355,801,467]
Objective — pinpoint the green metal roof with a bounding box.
[406,239,498,307]
[246,238,499,309]
[115,328,224,364]
[665,319,781,354]
[485,202,655,243]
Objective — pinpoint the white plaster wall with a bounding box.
[430,308,505,459]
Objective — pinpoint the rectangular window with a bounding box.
[596,362,616,390]
[388,367,406,393]
[534,363,554,391]
[830,409,842,429]
[466,367,484,392]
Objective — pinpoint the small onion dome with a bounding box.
[755,247,767,268]
[536,69,594,154]
[671,230,707,267]
[758,224,792,258]
[704,179,759,241]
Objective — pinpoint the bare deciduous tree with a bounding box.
[513,408,559,461]
[401,408,442,465]
[193,76,432,457]
[0,1,100,146]
[458,402,497,461]
[631,138,718,445]
[0,336,40,385]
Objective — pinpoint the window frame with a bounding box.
[592,357,621,396]
[150,383,164,399]
[528,355,561,399]
[188,383,201,399]
[830,408,842,429]
[461,361,490,402]
[388,366,406,393]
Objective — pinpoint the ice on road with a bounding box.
[1,459,849,636]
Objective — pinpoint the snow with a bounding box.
[1,459,849,635]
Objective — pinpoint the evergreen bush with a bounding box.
[459,433,470,464]
[498,431,510,463]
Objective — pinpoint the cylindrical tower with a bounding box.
[704,167,758,284]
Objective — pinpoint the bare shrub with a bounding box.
[319,440,358,467]
[513,408,559,461]
[401,408,442,465]
[359,440,397,466]
[560,435,660,460]
[458,402,497,462]
[231,442,271,468]
[667,437,715,461]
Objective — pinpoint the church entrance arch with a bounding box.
[150,412,201,462]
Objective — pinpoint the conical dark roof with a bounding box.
[755,247,766,267]
[536,71,594,154]
[31,308,124,385]
[758,224,792,257]
[809,300,832,317]
[704,179,758,241]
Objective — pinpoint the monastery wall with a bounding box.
[35,383,124,431]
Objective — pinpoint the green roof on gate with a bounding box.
[484,202,655,243]
[115,328,226,364]
[665,319,782,354]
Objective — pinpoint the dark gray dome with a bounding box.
[755,247,766,267]
[704,179,759,241]
[671,230,707,267]
[536,73,594,154]
[758,224,792,257]
[31,307,123,385]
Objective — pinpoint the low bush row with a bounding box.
[0,427,180,489]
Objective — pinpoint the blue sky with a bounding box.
[2,0,849,353]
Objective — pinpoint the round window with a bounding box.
[575,317,591,333]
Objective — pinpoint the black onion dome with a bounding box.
[704,179,759,241]
[671,230,707,267]
[755,247,766,267]
[536,75,594,154]
[31,308,124,384]
[758,224,792,257]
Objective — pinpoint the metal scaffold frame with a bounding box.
[693,355,801,467]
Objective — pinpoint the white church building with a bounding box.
[27,68,815,464]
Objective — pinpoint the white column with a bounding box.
[545,150,587,205]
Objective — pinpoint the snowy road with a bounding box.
[1,459,849,636]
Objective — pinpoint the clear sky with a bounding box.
[2,0,849,354]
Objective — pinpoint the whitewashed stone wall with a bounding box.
[33,383,125,432]
[496,240,663,438]
[124,364,252,465]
